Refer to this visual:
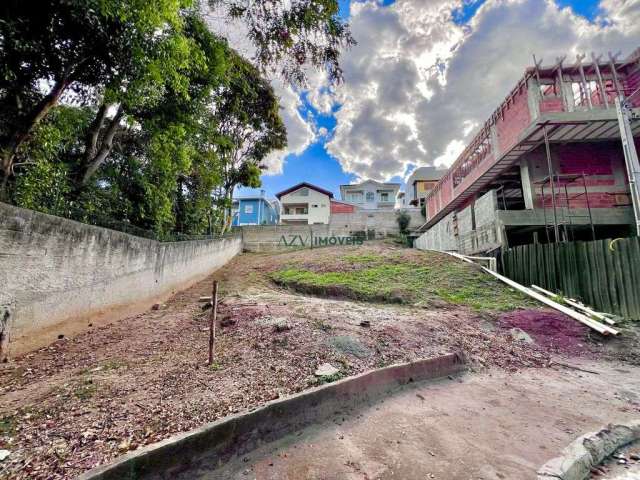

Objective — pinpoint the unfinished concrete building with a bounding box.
[415,49,640,255]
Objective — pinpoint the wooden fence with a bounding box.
[502,237,640,319]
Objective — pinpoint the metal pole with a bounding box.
[615,96,640,236]
[543,125,560,242]
[541,182,550,244]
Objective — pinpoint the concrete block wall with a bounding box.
[456,205,473,235]
[474,189,499,227]
[417,190,502,255]
[414,212,458,252]
[0,203,242,355]
[329,208,423,236]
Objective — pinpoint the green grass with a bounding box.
[271,251,535,312]
[73,379,97,400]
[0,415,16,436]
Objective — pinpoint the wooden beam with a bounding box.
[530,285,616,325]
[434,250,618,335]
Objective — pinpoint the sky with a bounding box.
[234,0,640,200]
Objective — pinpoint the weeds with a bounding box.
[74,379,97,400]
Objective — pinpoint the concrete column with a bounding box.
[561,81,575,112]
[527,77,541,121]
[490,124,501,158]
[520,158,535,209]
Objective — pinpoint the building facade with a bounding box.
[231,192,279,226]
[406,167,446,206]
[415,48,640,255]
[339,180,400,210]
[276,182,333,224]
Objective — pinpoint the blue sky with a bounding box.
[237,0,611,200]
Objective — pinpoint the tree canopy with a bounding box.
[0,0,353,238]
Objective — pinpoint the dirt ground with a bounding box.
[0,244,638,479]
[206,362,640,480]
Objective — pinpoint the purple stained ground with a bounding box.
[498,309,594,356]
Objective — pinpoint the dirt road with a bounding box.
[207,362,640,480]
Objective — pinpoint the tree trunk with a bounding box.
[0,76,71,198]
[80,106,124,185]
[83,103,109,164]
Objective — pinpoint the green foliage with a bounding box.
[272,250,536,312]
[1,0,354,239]
[396,210,411,234]
[210,0,355,85]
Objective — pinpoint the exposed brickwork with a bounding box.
[330,200,356,214]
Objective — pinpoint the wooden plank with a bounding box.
[611,239,630,318]
[437,250,618,335]
[602,239,620,316]
[531,285,617,325]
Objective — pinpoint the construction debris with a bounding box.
[440,251,619,336]
[315,363,340,377]
[530,285,617,326]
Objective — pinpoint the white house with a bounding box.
[275,182,334,224]
[339,180,400,210]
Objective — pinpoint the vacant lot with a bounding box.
[0,243,637,479]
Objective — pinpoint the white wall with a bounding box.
[341,181,399,210]
[280,187,331,224]
[0,203,242,356]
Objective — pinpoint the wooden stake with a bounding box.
[208,280,219,365]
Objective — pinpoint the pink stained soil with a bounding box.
[497,309,594,356]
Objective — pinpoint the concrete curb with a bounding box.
[77,353,465,480]
[537,420,640,480]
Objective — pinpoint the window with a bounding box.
[312,204,319,208]
[295,207,308,214]
[296,188,309,196]
[366,192,375,202]
[380,192,389,202]
[346,191,363,202]
[244,204,254,214]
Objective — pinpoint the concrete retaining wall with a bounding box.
[329,208,423,236]
[78,353,465,480]
[414,212,458,251]
[0,203,242,355]
[538,421,640,480]
[416,190,503,255]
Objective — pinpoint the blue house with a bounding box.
[231,191,279,226]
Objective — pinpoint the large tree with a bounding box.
[207,0,355,85]
[0,0,195,195]
[209,52,286,231]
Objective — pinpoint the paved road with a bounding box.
[185,360,640,480]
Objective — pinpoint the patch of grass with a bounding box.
[315,372,345,385]
[73,379,97,400]
[342,252,386,264]
[271,249,536,312]
[0,415,16,437]
[209,361,223,371]
[313,319,333,332]
[329,335,371,359]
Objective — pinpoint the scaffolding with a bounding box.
[536,173,596,243]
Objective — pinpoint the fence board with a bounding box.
[502,237,640,320]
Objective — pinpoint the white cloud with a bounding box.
[202,5,319,175]
[319,0,640,182]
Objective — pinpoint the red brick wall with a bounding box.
[496,89,531,153]
[330,201,355,214]
[531,142,630,209]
